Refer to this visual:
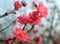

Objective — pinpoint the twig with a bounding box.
[27,25,34,33]
[23,24,27,30]
[0,19,17,32]
[0,9,16,18]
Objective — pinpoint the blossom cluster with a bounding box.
[14,1,48,43]
[14,28,30,43]
[17,3,48,25]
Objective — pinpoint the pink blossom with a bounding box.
[37,3,48,17]
[14,28,30,42]
[28,11,42,25]
[17,15,28,24]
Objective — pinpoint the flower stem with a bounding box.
[19,41,22,44]
[23,24,27,30]
[27,25,34,33]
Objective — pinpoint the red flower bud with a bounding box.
[14,1,22,9]
[22,2,27,7]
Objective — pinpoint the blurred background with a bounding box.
[0,0,60,44]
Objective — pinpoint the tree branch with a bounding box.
[0,9,16,18]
